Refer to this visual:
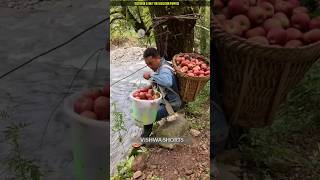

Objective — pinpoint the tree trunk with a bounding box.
[149,6,198,61]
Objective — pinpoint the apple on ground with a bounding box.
[245,27,266,38]
[286,28,302,41]
[267,27,287,45]
[285,40,303,48]
[273,12,290,28]
[291,13,310,31]
[228,0,249,16]
[259,2,275,18]
[223,20,243,36]
[309,17,320,30]
[274,0,293,15]
[247,6,267,25]
[232,15,251,31]
[248,36,270,45]
[263,18,283,32]
[303,29,320,44]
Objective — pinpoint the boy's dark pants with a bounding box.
[141,104,171,137]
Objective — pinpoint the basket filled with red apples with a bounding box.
[212,0,320,128]
[172,53,210,102]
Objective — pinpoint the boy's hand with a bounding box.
[143,72,151,80]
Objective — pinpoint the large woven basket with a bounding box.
[212,16,320,128]
[172,53,210,102]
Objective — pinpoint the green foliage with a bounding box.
[302,0,318,12]
[241,62,320,178]
[112,102,127,142]
[111,147,148,179]
[3,122,43,180]
[195,7,210,57]
[110,6,154,47]
[111,156,134,180]
[186,81,210,116]
[186,81,210,130]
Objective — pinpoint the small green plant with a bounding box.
[112,102,127,142]
[3,122,43,180]
[111,156,134,180]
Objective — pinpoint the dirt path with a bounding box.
[143,129,210,180]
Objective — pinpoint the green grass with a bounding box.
[186,81,210,130]
[241,61,320,179]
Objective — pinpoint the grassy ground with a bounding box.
[240,61,320,179]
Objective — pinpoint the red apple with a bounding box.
[248,36,270,45]
[267,27,287,45]
[247,6,267,25]
[228,0,249,16]
[286,28,302,41]
[291,13,310,31]
[74,96,94,114]
[223,20,243,36]
[292,7,309,15]
[245,27,266,38]
[263,18,282,32]
[80,111,97,120]
[273,12,289,28]
[286,0,300,8]
[309,17,320,30]
[285,40,303,48]
[222,7,232,19]
[257,0,276,5]
[232,15,251,31]
[303,29,320,44]
[274,0,293,15]
[84,88,103,100]
[213,0,224,12]
[249,0,257,6]
[259,2,275,18]
[94,96,109,120]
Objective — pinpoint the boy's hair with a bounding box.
[143,47,159,58]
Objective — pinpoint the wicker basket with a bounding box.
[172,53,210,102]
[212,16,320,128]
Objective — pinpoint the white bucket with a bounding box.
[129,91,162,127]
[64,91,109,180]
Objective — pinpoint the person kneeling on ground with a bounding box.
[141,47,182,138]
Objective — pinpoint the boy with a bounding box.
[141,47,182,138]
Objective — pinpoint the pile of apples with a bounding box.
[175,54,210,77]
[214,0,320,47]
[73,83,109,121]
[132,86,160,100]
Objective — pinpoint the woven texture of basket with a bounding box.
[172,53,210,102]
[212,17,320,128]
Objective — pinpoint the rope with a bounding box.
[111,65,147,87]
[0,17,109,81]
[39,48,104,148]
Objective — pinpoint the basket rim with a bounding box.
[212,16,320,51]
[172,53,210,81]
